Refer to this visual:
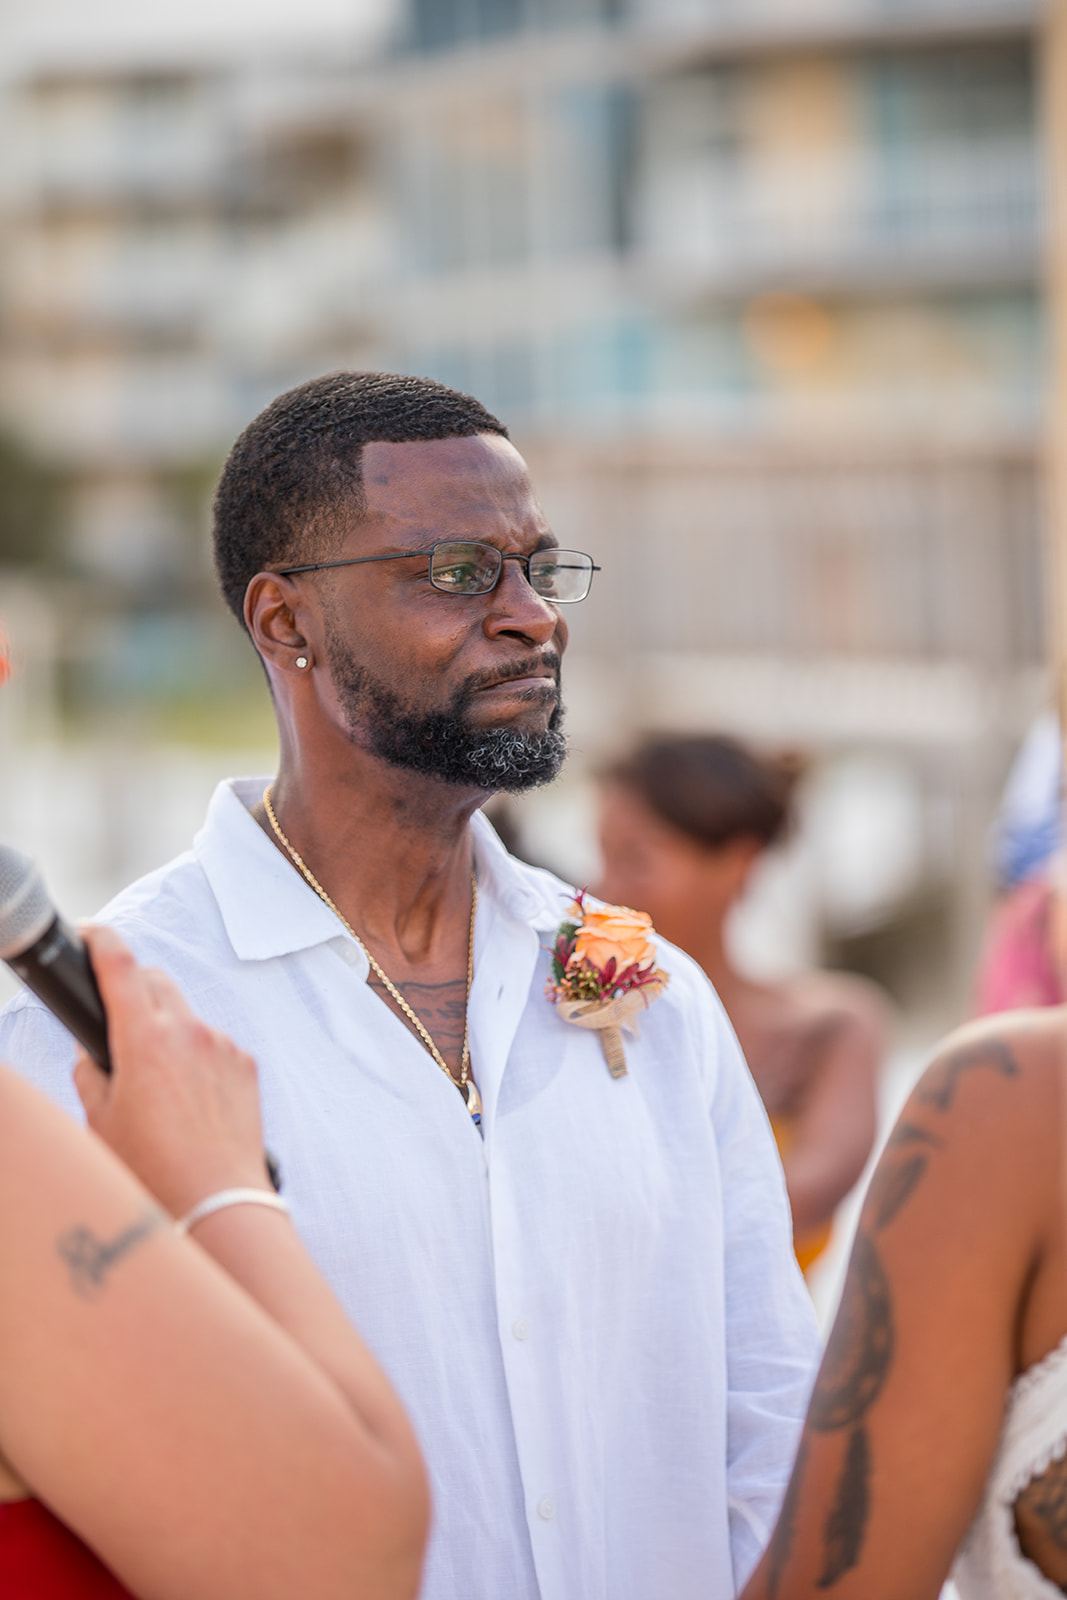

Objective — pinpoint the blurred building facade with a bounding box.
[0,41,384,582]
[376,0,1047,1010]
[0,0,1051,1015]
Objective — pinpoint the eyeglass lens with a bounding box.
[428,541,594,602]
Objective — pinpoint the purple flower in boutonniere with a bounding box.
[545,890,670,1078]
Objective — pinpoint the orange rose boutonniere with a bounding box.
[546,891,669,1078]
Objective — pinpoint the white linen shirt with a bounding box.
[0,777,819,1600]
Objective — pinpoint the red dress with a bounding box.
[0,1497,135,1597]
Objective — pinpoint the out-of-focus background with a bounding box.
[0,0,1055,1249]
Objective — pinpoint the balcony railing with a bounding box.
[636,142,1040,291]
[399,0,1039,58]
[632,0,1039,32]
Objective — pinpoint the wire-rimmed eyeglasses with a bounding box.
[277,540,600,604]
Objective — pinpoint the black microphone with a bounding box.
[0,844,109,1065]
[0,843,281,1191]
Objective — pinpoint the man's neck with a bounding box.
[253,745,487,970]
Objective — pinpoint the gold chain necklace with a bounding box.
[262,785,482,1124]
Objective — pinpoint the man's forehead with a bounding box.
[359,434,534,518]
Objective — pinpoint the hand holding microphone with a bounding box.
[0,844,281,1196]
[74,926,277,1219]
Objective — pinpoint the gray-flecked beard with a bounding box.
[325,634,568,793]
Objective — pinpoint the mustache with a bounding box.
[461,654,562,694]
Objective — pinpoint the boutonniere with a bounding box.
[546,891,670,1078]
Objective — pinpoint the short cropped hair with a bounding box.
[604,734,799,850]
[212,370,508,626]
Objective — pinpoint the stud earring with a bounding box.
[295,655,309,670]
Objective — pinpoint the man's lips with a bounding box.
[472,658,560,696]
[477,674,557,695]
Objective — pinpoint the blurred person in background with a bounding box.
[597,733,887,1274]
[739,1001,1067,1600]
[975,709,1065,1014]
[0,924,427,1600]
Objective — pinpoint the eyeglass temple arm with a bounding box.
[276,552,420,576]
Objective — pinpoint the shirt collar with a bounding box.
[195,778,352,962]
[469,809,568,933]
[195,777,567,963]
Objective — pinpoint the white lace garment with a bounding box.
[954,1334,1067,1598]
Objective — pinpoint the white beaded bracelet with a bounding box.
[176,1188,291,1236]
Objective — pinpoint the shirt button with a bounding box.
[537,1497,556,1521]
[512,1318,531,1341]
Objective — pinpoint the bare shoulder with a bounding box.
[864,1009,1065,1293]
[786,969,892,1048]
[914,1007,1065,1124]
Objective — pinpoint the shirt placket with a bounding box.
[468,895,574,1600]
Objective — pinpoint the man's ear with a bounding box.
[244,573,312,674]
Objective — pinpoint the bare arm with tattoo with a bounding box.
[741,1006,1067,1600]
[0,925,428,1600]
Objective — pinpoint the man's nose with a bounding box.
[483,559,561,646]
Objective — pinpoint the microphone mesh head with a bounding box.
[0,845,54,960]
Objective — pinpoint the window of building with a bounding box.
[862,44,1037,244]
[408,0,621,53]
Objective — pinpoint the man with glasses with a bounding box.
[0,372,818,1600]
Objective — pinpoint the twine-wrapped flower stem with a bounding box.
[546,892,669,1078]
[555,982,670,1076]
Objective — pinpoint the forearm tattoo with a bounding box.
[768,1036,1020,1594]
[57,1207,166,1299]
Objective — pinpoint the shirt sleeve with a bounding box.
[0,990,85,1122]
[699,977,822,1591]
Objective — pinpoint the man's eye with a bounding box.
[435,560,481,588]
[532,559,561,596]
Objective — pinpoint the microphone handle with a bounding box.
[4,916,282,1193]
[6,914,111,1068]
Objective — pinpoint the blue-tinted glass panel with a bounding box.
[550,86,635,256]
[862,44,1037,245]
[488,343,537,415]
[551,317,653,417]
[407,0,620,52]
[409,0,467,51]
[477,0,525,39]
